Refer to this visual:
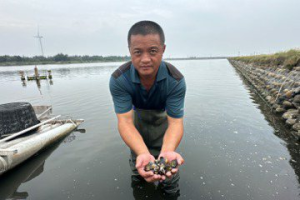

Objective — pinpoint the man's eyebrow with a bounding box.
[131,46,159,50]
[149,46,159,50]
[132,47,142,50]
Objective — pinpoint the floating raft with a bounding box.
[0,102,83,176]
[27,75,48,80]
[20,66,52,81]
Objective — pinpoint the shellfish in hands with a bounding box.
[144,157,178,175]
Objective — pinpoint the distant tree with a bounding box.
[0,55,7,63]
[0,54,131,65]
[54,53,69,62]
[13,56,23,62]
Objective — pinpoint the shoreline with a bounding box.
[0,57,228,67]
[0,60,130,67]
[229,58,300,139]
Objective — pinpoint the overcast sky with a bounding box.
[0,0,299,57]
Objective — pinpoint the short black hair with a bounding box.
[127,21,165,46]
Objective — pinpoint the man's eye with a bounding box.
[134,51,141,55]
[150,49,157,55]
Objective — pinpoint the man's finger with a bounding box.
[143,171,154,178]
[135,159,143,169]
[145,177,157,183]
[171,168,178,174]
[145,175,160,182]
[138,169,153,177]
[153,174,161,180]
[145,177,154,182]
[165,171,172,178]
[177,154,184,165]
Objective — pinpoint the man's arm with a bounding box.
[160,76,186,178]
[161,116,183,152]
[117,110,149,155]
[159,116,185,178]
[117,110,163,182]
[161,116,184,152]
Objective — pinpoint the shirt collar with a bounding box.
[130,61,168,84]
[156,61,168,82]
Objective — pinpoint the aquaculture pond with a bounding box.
[0,59,299,200]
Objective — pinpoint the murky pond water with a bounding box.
[0,60,300,200]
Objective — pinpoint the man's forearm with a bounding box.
[118,120,149,156]
[161,117,184,152]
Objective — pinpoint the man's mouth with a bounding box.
[140,66,151,70]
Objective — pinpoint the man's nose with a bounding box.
[141,53,151,63]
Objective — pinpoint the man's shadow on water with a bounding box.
[131,175,180,200]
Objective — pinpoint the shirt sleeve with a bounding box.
[166,78,186,118]
[109,76,132,114]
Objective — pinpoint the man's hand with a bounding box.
[159,116,184,180]
[159,151,184,179]
[136,153,163,182]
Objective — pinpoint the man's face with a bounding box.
[129,34,165,78]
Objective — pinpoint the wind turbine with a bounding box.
[34,27,44,57]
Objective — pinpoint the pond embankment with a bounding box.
[229,49,300,138]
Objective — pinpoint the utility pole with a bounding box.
[34,26,44,57]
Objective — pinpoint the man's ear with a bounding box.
[162,44,166,53]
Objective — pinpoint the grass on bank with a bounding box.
[231,49,300,70]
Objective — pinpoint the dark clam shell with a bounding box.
[144,158,178,175]
[170,160,178,168]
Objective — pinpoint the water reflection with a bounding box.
[0,132,81,200]
[50,65,117,79]
[237,71,300,190]
[131,177,179,200]
[0,71,20,81]
[1,61,300,199]
[0,143,58,200]
[21,80,26,87]
[20,79,54,90]
[56,68,71,76]
[0,64,117,82]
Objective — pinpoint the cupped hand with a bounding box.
[159,151,184,179]
[136,153,162,182]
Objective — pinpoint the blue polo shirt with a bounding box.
[109,61,186,118]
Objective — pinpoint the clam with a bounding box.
[170,160,178,168]
[144,158,179,175]
[145,161,153,171]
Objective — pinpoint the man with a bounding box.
[109,21,186,193]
